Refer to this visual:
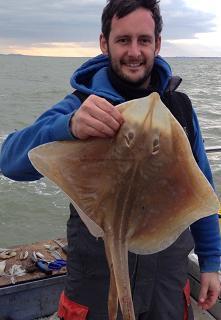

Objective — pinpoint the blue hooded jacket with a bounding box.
[0,54,220,271]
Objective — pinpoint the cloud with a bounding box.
[161,0,216,40]
[0,0,216,42]
[0,0,218,56]
[0,0,103,44]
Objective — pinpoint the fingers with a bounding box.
[91,95,123,128]
[198,290,219,310]
[198,272,221,310]
[71,95,124,140]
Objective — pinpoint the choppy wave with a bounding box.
[0,133,8,144]
[0,174,62,197]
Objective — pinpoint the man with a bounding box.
[1,0,221,319]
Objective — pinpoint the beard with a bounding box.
[108,52,154,88]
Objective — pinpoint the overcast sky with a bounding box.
[1,0,221,57]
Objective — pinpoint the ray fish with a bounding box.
[29,93,219,320]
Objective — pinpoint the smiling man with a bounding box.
[0,1,221,319]
[100,8,161,87]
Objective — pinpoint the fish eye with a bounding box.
[128,132,134,140]
[152,138,160,155]
[125,131,134,147]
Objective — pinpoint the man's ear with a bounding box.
[155,36,161,56]
[100,33,108,55]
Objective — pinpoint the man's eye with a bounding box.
[140,38,152,45]
[118,38,128,44]
[140,38,151,44]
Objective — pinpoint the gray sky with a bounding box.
[0,0,221,57]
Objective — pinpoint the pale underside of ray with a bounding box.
[29,92,219,320]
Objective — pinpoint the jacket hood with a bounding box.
[70,54,174,103]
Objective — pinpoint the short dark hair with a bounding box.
[101,0,163,40]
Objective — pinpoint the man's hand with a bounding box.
[70,95,124,139]
[198,272,221,310]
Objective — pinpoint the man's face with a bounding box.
[100,8,161,88]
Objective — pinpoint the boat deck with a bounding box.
[0,240,220,320]
[0,239,67,320]
[0,238,67,287]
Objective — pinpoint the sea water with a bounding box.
[0,55,220,247]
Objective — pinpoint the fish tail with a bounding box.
[106,236,136,320]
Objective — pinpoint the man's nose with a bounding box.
[128,41,140,57]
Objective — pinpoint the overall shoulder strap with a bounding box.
[162,91,198,162]
[72,90,118,106]
[72,90,89,103]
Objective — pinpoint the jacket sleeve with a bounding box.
[0,94,81,181]
[190,109,221,272]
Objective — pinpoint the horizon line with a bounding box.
[1,53,221,59]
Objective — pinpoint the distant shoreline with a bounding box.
[0,53,221,59]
